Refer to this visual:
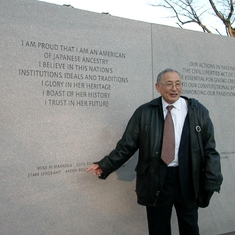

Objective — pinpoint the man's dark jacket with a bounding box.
[97,96,223,207]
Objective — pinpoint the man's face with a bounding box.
[155,71,182,104]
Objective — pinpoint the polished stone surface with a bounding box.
[0,0,234,234]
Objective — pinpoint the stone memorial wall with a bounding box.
[151,25,235,234]
[0,0,234,234]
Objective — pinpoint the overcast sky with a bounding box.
[37,0,223,34]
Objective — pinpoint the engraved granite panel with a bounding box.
[152,24,235,234]
[1,0,234,234]
[0,1,151,234]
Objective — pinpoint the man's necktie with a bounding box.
[161,105,175,165]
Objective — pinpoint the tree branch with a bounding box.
[148,0,234,36]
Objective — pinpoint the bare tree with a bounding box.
[149,0,235,37]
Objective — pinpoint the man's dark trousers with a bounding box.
[146,115,200,235]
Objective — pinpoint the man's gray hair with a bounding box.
[156,68,181,83]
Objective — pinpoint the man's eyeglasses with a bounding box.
[158,82,182,89]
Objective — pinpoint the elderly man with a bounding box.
[87,68,223,235]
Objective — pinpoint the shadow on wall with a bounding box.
[220,232,235,235]
[115,152,138,182]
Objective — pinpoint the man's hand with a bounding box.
[86,164,103,177]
